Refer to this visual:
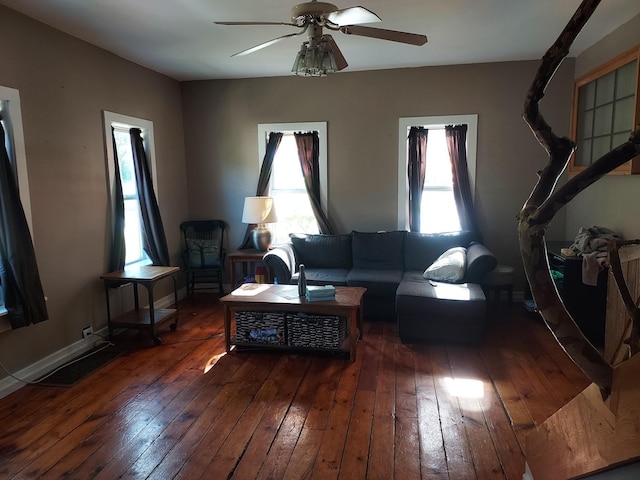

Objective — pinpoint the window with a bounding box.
[397,114,478,233]
[0,86,32,324]
[570,46,640,175]
[103,111,158,266]
[258,122,328,244]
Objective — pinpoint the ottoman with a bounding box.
[396,280,487,344]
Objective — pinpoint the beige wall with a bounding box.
[565,14,640,240]
[4,2,607,380]
[0,6,189,376]
[182,59,574,293]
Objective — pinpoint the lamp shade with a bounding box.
[292,39,337,77]
[242,196,278,224]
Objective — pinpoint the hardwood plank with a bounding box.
[166,353,281,480]
[254,357,341,480]
[367,413,395,480]
[197,355,310,478]
[447,346,505,480]
[310,350,364,479]
[412,344,448,479]
[39,337,231,478]
[367,323,396,480]
[460,348,525,480]
[301,358,346,431]
[69,341,242,479]
[1,340,193,477]
[338,390,375,479]
[479,344,536,442]
[92,351,269,480]
[395,415,422,479]
[527,317,590,393]
[282,427,324,480]
[430,345,476,480]
[0,297,590,480]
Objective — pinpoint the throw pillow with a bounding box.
[423,247,467,283]
[186,238,220,267]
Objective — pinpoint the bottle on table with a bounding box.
[297,264,307,297]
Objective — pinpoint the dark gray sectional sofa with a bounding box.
[262,230,497,344]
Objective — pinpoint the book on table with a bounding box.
[305,285,336,301]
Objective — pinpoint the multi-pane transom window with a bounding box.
[575,60,637,167]
[571,46,640,174]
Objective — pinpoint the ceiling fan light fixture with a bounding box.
[291,39,337,77]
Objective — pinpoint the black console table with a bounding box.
[545,242,607,347]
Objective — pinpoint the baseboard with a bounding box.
[0,326,108,399]
[0,288,186,399]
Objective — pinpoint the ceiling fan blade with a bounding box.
[215,21,298,27]
[325,6,380,26]
[340,25,427,46]
[231,30,307,57]
[323,35,348,71]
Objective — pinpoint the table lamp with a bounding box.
[242,196,278,251]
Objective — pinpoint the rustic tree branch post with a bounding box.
[519,0,640,398]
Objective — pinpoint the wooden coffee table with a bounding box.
[220,284,366,361]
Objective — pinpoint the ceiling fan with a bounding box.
[215,1,428,76]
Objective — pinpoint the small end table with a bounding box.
[101,265,180,345]
[227,249,269,288]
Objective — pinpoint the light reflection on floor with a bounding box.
[444,377,485,399]
[204,352,226,374]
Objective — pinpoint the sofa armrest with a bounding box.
[465,242,498,283]
[263,243,297,284]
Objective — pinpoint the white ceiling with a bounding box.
[2,0,639,81]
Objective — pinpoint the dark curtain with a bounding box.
[108,128,126,272]
[407,127,428,232]
[294,131,334,234]
[238,132,283,249]
[130,128,170,266]
[445,124,482,241]
[0,122,48,328]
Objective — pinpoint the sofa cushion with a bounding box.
[351,231,405,270]
[404,231,476,271]
[290,233,352,269]
[347,268,403,296]
[465,242,498,283]
[291,268,349,286]
[396,280,486,344]
[423,247,467,283]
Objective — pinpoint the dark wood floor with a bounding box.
[0,296,589,479]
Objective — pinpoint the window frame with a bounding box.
[397,114,478,231]
[0,86,32,231]
[0,86,32,324]
[257,122,328,239]
[569,45,640,175]
[103,111,158,267]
